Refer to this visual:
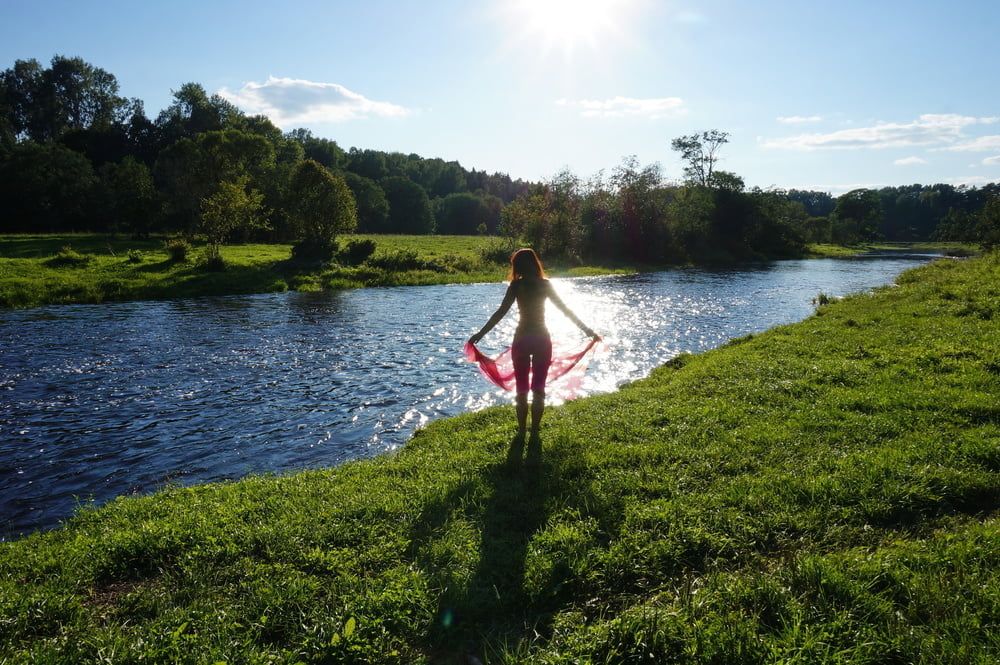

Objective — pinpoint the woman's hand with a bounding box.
[468,332,484,345]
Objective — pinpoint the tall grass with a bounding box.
[1,253,998,662]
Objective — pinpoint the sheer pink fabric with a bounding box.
[464,338,600,395]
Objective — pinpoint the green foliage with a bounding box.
[98,156,160,236]
[382,176,434,234]
[338,238,377,266]
[0,141,97,231]
[976,194,1000,250]
[154,129,275,233]
[2,255,1000,662]
[670,129,730,186]
[434,192,502,235]
[833,188,883,244]
[287,160,357,260]
[477,237,516,264]
[126,249,143,264]
[343,171,390,233]
[164,237,191,262]
[198,177,266,264]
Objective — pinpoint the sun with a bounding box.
[505,0,633,58]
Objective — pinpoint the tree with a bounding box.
[154,129,275,232]
[977,194,1000,250]
[98,157,160,236]
[1,56,126,142]
[347,148,389,181]
[199,178,265,265]
[0,141,97,231]
[344,172,390,233]
[670,130,730,187]
[608,157,667,261]
[286,128,346,170]
[832,189,883,244]
[434,192,501,235]
[381,176,434,234]
[287,159,357,258]
[155,82,242,145]
[0,58,43,142]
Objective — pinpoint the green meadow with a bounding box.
[0,233,978,310]
[0,234,635,309]
[1,252,997,663]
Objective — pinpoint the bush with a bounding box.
[478,238,515,264]
[365,249,426,271]
[45,245,91,267]
[165,238,191,262]
[291,239,337,262]
[198,250,226,272]
[339,238,377,266]
[126,249,143,264]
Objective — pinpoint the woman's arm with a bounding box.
[469,282,517,344]
[547,282,600,339]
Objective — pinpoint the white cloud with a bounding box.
[940,135,1000,152]
[761,114,996,151]
[556,96,686,119]
[893,156,928,166]
[776,115,823,124]
[984,155,1000,166]
[218,76,411,126]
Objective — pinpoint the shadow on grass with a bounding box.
[0,235,164,258]
[410,431,589,661]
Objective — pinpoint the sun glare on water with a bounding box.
[505,0,634,58]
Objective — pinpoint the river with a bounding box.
[0,253,940,537]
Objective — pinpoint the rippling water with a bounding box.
[0,254,937,537]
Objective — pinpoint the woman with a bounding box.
[468,248,600,438]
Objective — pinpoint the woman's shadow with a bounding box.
[410,430,566,658]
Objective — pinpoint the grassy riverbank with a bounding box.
[2,233,963,310]
[805,241,979,258]
[0,234,632,309]
[2,253,998,662]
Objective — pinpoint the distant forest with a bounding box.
[2,56,998,262]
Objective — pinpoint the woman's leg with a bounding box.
[529,336,553,433]
[516,393,529,434]
[530,390,545,433]
[511,338,531,435]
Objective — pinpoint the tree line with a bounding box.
[0,56,529,258]
[1,56,997,264]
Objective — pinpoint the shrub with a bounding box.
[165,238,191,262]
[45,245,91,267]
[126,249,143,264]
[338,238,377,266]
[198,250,226,272]
[291,239,337,262]
[478,238,515,265]
[365,249,426,271]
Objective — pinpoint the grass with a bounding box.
[0,234,636,309]
[806,241,980,258]
[1,252,998,662]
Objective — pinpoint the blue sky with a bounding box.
[3,0,999,193]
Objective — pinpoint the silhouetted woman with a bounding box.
[468,248,599,438]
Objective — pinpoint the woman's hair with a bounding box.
[508,248,546,281]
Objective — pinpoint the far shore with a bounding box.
[0,233,978,310]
